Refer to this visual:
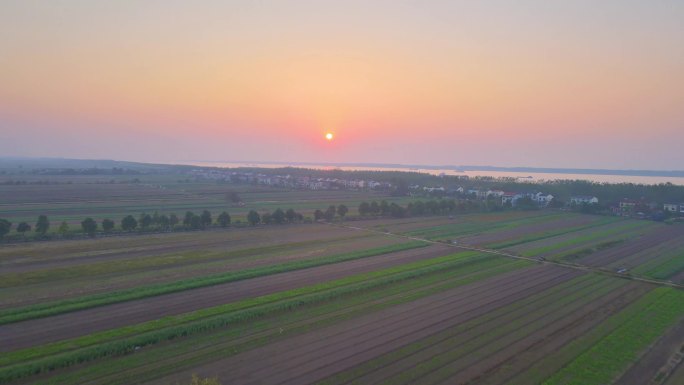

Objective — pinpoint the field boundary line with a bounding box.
[328,222,684,290]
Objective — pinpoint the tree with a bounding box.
[314,209,324,221]
[102,218,115,232]
[272,208,286,224]
[337,204,348,219]
[515,197,538,211]
[121,215,138,231]
[217,211,231,228]
[35,215,50,236]
[380,200,390,215]
[58,221,70,236]
[169,213,179,228]
[152,211,160,226]
[200,210,212,228]
[285,208,296,223]
[390,203,406,218]
[16,222,31,236]
[261,212,272,224]
[189,214,202,229]
[324,205,336,222]
[358,202,370,216]
[158,215,170,229]
[183,211,195,227]
[139,213,152,229]
[247,210,260,226]
[370,201,380,215]
[226,191,242,205]
[81,218,98,236]
[0,219,11,238]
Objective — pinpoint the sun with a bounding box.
[325,133,333,141]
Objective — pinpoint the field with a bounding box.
[0,174,413,227]
[2,179,684,384]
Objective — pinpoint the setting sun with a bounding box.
[325,133,333,141]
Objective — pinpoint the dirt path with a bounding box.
[0,244,452,351]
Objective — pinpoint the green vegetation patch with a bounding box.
[542,287,684,385]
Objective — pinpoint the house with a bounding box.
[664,203,684,213]
[531,192,554,207]
[619,199,638,213]
[664,203,679,212]
[571,196,599,205]
[486,190,504,198]
[501,192,519,205]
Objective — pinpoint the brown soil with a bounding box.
[145,265,579,385]
[615,314,684,385]
[580,226,684,267]
[461,215,598,246]
[0,244,453,352]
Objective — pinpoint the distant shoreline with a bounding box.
[182,160,684,178]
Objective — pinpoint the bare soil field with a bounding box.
[579,225,684,267]
[0,244,452,351]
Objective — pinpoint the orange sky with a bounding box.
[1,1,683,168]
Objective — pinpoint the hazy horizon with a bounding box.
[2,1,683,169]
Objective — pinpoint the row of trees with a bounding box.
[357,199,488,219]
[245,208,307,226]
[0,210,235,239]
[0,206,311,239]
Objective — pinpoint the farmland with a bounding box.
[2,177,684,384]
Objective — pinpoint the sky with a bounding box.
[1,0,683,169]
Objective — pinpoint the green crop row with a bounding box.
[487,217,619,249]
[542,287,684,385]
[373,276,622,385]
[32,258,528,385]
[642,252,684,280]
[520,221,645,258]
[0,234,372,288]
[0,251,506,382]
[405,212,559,238]
[320,273,611,385]
[0,241,427,324]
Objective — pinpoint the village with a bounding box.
[189,168,684,221]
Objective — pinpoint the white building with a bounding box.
[664,203,684,213]
[571,196,599,205]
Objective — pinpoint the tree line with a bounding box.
[0,198,489,241]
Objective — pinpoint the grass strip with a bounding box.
[542,287,684,385]
[0,241,427,325]
[0,251,506,382]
